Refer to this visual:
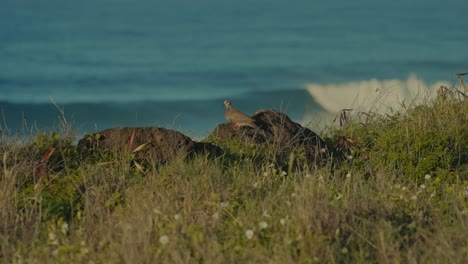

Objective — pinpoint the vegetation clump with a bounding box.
[0,89,466,263]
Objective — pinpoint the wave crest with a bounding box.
[305,75,449,114]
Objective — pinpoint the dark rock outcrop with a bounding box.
[207,109,327,161]
[77,127,219,164]
[77,110,326,166]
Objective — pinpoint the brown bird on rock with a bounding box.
[224,100,259,130]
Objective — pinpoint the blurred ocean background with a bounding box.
[1,0,466,139]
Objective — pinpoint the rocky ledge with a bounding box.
[77,109,327,165]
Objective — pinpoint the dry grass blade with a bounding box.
[3,151,9,176]
[456,89,467,99]
[133,160,144,173]
[128,129,136,150]
[437,85,453,100]
[49,97,74,138]
[39,145,56,164]
[358,111,375,125]
[438,84,467,100]
[35,144,57,178]
[97,161,120,166]
[132,143,149,153]
[334,109,353,127]
[332,135,357,154]
[457,72,468,92]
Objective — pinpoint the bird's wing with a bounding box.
[228,108,255,124]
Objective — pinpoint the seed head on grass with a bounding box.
[280,218,286,226]
[159,235,169,245]
[60,222,68,235]
[213,212,220,220]
[245,230,254,240]
[259,221,268,229]
[153,208,161,215]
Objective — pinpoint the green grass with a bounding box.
[0,92,467,263]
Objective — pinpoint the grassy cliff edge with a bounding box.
[0,92,467,263]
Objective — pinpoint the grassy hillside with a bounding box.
[0,91,467,263]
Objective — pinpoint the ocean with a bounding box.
[1,0,466,139]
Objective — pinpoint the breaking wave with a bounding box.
[305,75,449,114]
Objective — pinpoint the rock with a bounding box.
[207,109,327,161]
[194,142,223,157]
[76,111,326,166]
[78,127,203,164]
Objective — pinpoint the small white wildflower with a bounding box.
[212,212,219,220]
[280,218,286,226]
[60,222,69,235]
[419,184,426,190]
[174,214,181,221]
[262,210,271,218]
[424,174,431,180]
[220,202,229,208]
[281,171,287,176]
[80,240,89,255]
[320,148,327,153]
[80,246,89,255]
[245,229,254,240]
[410,195,417,201]
[48,231,56,241]
[346,173,351,179]
[345,154,353,160]
[402,187,407,191]
[159,235,169,245]
[259,221,269,229]
[48,232,58,245]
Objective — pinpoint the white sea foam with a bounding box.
[305,75,449,114]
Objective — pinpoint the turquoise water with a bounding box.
[1,0,466,138]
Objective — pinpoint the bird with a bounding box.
[224,100,259,130]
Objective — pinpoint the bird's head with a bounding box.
[224,100,232,108]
